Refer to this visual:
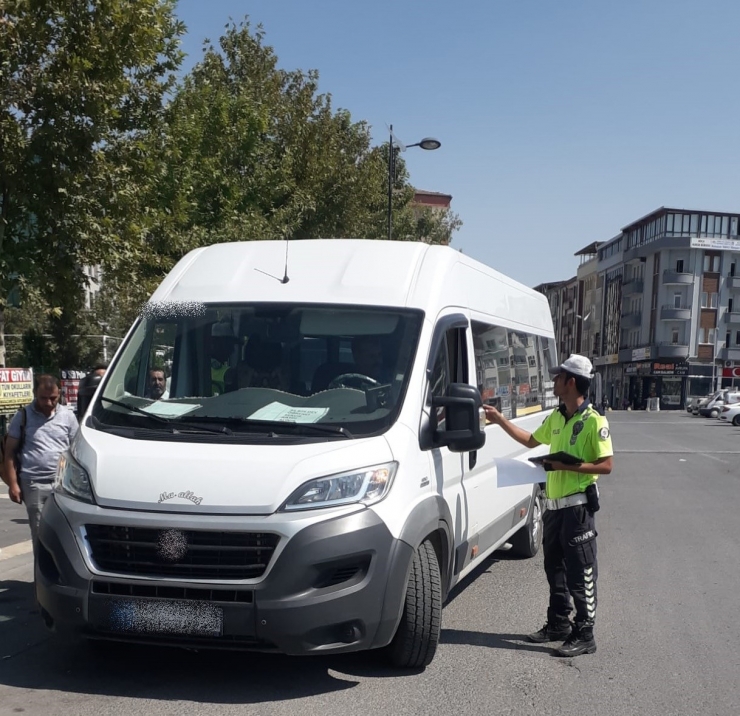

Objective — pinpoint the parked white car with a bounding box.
[719,403,740,426]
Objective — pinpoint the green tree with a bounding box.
[149,19,460,258]
[0,0,184,368]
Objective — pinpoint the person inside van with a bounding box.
[351,335,391,383]
[236,336,289,391]
[146,369,169,400]
[210,322,238,395]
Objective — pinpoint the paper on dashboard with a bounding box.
[248,401,329,424]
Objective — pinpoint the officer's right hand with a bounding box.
[8,483,22,504]
[483,404,504,425]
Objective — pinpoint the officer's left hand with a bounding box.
[543,460,575,472]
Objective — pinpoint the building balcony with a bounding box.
[728,276,740,290]
[719,346,740,362]
[725,311,740,326]
[656,342,690,359]
[622,279,644,295]
[620,312,642,329]
[663,270,694,285]
[660,305,691,320]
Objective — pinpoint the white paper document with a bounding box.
[140,402,201,417]
[248,401,329,424]
[495,457,546,488]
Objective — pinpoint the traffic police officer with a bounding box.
[483,354,613,656]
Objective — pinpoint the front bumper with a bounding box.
[35,495,413,655]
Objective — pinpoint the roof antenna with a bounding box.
[281,235,290,284]
[253,236,290,284]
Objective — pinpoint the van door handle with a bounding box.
[469,451,477,469]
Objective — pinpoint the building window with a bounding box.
[673,292,682,308]
[730,298,734,313]
[711,293,718,308]
[736,330,740,346]
[671,328,680,344]
[703,253,720,272]
[701,292,708,307]
[676,259,684,273]
[731,262,736,277]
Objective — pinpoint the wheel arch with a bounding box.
[371,496,454,650]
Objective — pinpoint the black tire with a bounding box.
[733,415,740,427]
[387,539,442,669]
[509,486,544,558]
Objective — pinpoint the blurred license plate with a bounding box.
[107,599,223,637]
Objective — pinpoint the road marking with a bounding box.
[0,493,9,499]
[0,540,32,561]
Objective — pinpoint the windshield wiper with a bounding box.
[99,397,233,435]
[100,396,171,423]
[229,418,353,439]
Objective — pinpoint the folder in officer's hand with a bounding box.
[528,451,582,467]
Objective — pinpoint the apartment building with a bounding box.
[537,207,740,410]
[533,276,578,360]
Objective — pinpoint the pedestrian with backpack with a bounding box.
[1,375,78,555]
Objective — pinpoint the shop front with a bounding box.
[624,360,689,410]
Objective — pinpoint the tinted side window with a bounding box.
[429,327,468,429]
[472,320,557,418]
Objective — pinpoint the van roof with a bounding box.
[151,239,553,334]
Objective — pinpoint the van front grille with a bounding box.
[85,525,280,580]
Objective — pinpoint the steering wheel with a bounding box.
[327,373,380,391]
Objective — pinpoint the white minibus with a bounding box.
[37,239,557,668]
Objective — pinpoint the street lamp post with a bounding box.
[97,321,109,363]
[387,125,441,241]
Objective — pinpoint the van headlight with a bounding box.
[281,462,397,511]
[54,451,95,504]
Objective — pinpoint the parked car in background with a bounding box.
[699,390,740,418]
[691,392,720,416]
[687,395,711,414]
[719,403,740,426]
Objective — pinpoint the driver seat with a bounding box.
[310,361,354,393]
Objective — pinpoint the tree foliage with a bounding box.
[0,0,184,367]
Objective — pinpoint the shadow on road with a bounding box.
[440,628,552,655]
[0,635,367,703]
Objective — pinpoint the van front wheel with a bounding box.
[387,539,442,669]
[509,486,544,558]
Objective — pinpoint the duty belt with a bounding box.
[545,493,588,511]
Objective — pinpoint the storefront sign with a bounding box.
[651,361,689,376]
[723,366,740,378]
[594,354,619,366]
[690,237,740,251]
[632,347,651,361]
[624,362,652,375]
[61,370,86,412]
[0,368,34,410]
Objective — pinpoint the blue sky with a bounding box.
[174,0,740,287]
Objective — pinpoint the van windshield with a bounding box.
[92,303,424,439]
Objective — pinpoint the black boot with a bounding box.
[527,621,572,643]
[555,622,596,656]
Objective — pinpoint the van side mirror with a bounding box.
[432,383,486,453]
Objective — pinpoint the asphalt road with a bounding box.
[0,492,29,550]
[1,411,739,716]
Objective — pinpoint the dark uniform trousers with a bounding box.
[543,504,598,627]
